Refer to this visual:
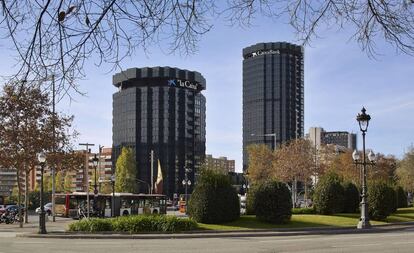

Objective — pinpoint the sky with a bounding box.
[1,13,414,172]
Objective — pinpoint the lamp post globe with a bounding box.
[368,150,376,163]
[352,150,360,161]
[37,152,46,163]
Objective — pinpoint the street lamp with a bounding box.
[251,133,277,150]
[92,154,99,196]
[182,166,192,213]
[110,174,116,217]
[352,107,374,229]
[37,152,47,234]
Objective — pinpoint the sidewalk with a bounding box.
[14,220,414,240]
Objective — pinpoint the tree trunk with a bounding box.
[24,168,29,223]
[16,169,23,228]
[304,180,308,208]
[292,177,297,208]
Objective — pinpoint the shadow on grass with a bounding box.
[198,208,414,231]
[199,215,358,230]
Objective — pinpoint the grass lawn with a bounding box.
[198,207,414,231]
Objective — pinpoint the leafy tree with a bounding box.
[100,182,113,194]
[45,174,52,193]
[54,170,64,193]
[188,169,240,224]
[326,150,360,187]
[274,139,315,207]
[64,172,73,193]
[313,173,345,214]
[0,83,75,227]
[246,144,275,184]
[115,147,137,193]
[1,1,413,95]
[369,154,397,183]
[396,147,414,193]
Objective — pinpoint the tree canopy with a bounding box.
[396,147,414,193]
[1,0,413,95]
[115,147,137,193]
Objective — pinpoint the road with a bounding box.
[1,227,414,253]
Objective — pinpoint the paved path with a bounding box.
[1,227,414,253]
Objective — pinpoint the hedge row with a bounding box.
[68,215,198,233]
[313,173,408,220]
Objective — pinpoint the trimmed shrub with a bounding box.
[395,186,408,208]
[68,218,112,232]
[254,181,292,224]
[187,170,240,223]
[292,207,316,215]
[342,182,360,213]
[68,215,197,233]
[313,173,344,214]
[368,181,395,220]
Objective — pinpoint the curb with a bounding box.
[16,222,414,240]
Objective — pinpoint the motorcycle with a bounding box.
[0,211,15,224]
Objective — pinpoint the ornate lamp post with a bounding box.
[182,165,192,213]
[92,154,99,196]
[37,152,47,234]
[352,107,376,229]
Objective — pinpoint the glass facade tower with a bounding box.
[242,42,304,171]
[112,67,206,197]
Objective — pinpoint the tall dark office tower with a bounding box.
[112,67,206,197]
[242,42,304,171]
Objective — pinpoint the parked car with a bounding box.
[4,205,25,214]
[35,203,52,216]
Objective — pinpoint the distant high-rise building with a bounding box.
[307,127,357,150]
[204,155,236,174]
[242,42,304,171]
[112,67,206,197]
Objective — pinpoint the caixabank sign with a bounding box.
[167,79,199,90]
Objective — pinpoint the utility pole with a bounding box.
[51,74,56,222]
[150,150,154,194]
[98,145,102,190]
[79,143,95,218]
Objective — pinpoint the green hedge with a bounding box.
[368,181,395,220]
[395,186,408,208]
[342,182,360,213]
[313,173,344,214]
[254,181,292,224]
[68,215,198,233]
[188,170,240,224]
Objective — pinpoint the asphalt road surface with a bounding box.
[1,227,414,253]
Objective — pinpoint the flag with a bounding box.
[154,160,163,194]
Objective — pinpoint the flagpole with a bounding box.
[150,150,154,194]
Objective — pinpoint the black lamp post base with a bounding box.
[357,218,371,229]
[38,212,47,234]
